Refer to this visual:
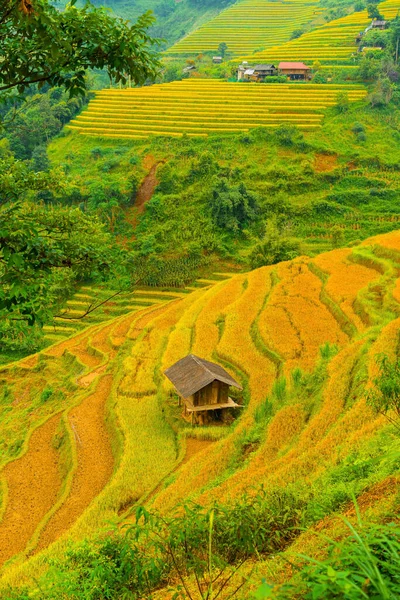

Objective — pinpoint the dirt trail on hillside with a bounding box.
[0,414,62,565]
[135,160,165,213]
[36,375,114,551]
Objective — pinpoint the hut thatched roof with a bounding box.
[164,354,242,398]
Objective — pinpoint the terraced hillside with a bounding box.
[166,0,321,56]
[240,0,400,65]
[67,80,366,139]
[2,231,400,593]
[41,274,231,347]
[42,285,189,347]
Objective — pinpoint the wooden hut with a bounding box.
[251,64,277,81]
[371,20,389,30]
[278,61,311,80]
[164,354,242,425]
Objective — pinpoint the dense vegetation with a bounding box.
[3,0,400,598]
[0,0,161,356]
[8,493,400,599]
[50,93,400,261]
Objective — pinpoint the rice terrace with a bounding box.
[2,0,400,598]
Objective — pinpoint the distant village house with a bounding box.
[278,61,311,80]
[237,62,255,80]
[251,64,277,81]
[164,354,242,425]
[213,56,223,64]
[183,65,197,74]
[237,62,277,81]
[371,19,389,30]
[357,19,389,43]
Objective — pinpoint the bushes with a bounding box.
[11,493,400,600]
[312,72,327,84]
[261,76,288,83]
[212,488,307,563]
[31,534,166,600]
[13,488,307,599]
[336,91,350,113]
[275,124,305,148]
[257,519,400,599]
[250,222,300,268]
[367,354,400,432]
[210,181,260,231]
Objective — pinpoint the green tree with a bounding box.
[0,149,128,350]
[367,354,400,432]
[312,59,322,72]
[357,54,382,80]
[0,0,160,100]
[275,124,304,147]
[250,222,300,268]
[367,3,383,20]
[336,91,350,112]
[368,77,394,106]
[218,42,228,58]
[0,201,114,330]
[354,1,366,11]
[290,28,305,40]
[31,144,50,172]
[390,16,400,63]
[210,181,259,231]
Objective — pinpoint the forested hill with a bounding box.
[60,0,236,48]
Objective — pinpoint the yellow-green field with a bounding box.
[67,80,366,139]
[166,0,322,55]
[240,0,400,64]
[1,230,400,593]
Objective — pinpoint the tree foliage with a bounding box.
[250,222,300,268]
[367,3,383,19]
[210,181,260,231]
[367,354,400,431]
[256,519,400,599]
[0,0,161,99]
[1,87,87,159]
[336,91,350,113]
[0,201,115,340]
[0,149,123,350]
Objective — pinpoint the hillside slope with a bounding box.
[166,0,322,56]
[240,0,400,65]
[1,231,400,594]
[58,0,231,48]
[67,80,366,138]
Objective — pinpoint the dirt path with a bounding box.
[36,375,114,551]
[0,414,62,566]
[135,160,165,213]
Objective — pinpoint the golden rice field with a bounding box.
[67,80,366,139]
[1,231,400,590]
[166,0,321,55]
[241,0,400,65]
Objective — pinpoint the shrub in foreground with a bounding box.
[255,517,400,599]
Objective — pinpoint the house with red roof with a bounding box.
[278,62,311,81]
